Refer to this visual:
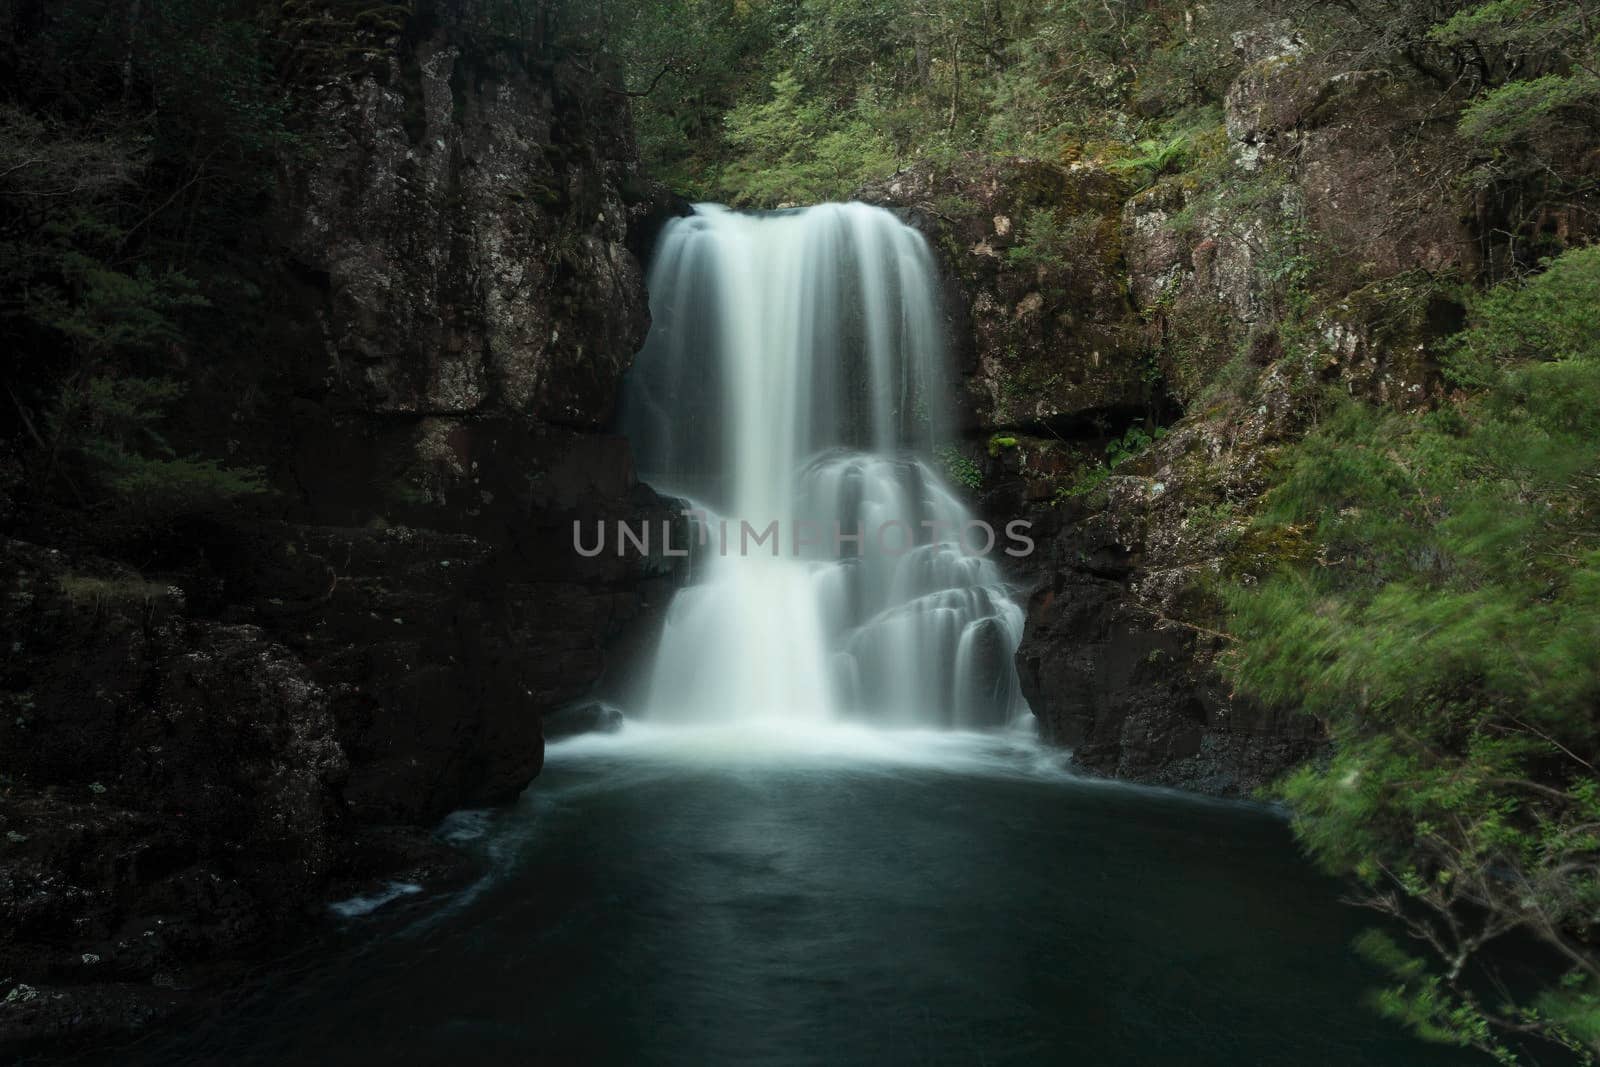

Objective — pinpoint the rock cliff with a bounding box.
[0,4,677,1051]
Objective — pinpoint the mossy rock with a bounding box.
[1226,522,1316,579]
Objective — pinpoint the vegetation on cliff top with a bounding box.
[594,0,1600,211]
[587,0,1242,204]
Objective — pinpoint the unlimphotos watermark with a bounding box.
[574,510,1034,559]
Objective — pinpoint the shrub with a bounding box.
[50,376,268,511]
[1226,245,1600,1061]
[1004,209,1106,272]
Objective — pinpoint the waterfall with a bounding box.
[620,203,1027,729]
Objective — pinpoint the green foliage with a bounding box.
[592,0,788,197]
[1106,134,1190,184]
[1228,245,1600,1061]
[1448,246,1600,385]
[1105,111,1225,189]
[1057,463,1109,503]
[1537,975,1600,1052]
[1429,0,1598,93]
[936,445,982,490]
[1105,425,1165,467]
[2,0,299,517]
[1004,209,1103,272]
[1352,930,1515,1061]
[1056,424,1167,503]
[1423,0,1600,204]
[720,70,899,205]
[1457,73,1600,147]
[606,0,1243,205]
[50,376,268,509]
[618,0,1600,220]
[1183,500,1241,549]
[29,262,209,362]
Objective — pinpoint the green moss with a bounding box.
[1057,461,1110,506]
[1225,519,1315,578]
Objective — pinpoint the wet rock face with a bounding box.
[1006,401,1324,795]
[543,700,626,740]
[251,10,679,828]
[285,31,651,427]
[859,158,1147,432]
[1295,75,1477,286]
[862,148,1332,794]
[215,472,679,826]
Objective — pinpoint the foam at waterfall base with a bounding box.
[544,718,1073,778]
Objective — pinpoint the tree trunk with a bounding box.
[947,36,960,132]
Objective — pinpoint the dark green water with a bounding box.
[112,725,1475,1066]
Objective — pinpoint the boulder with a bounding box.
[543,700,626,740]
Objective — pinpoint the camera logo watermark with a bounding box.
[574,510,1034,559]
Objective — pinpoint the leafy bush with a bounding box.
[1105,425,1166,467]
[1456,73,1600,147]
[0,1,302,521]
[1004,209,1105,272]
[1227,245,1600,1061]
[1105,111,1225,188]
[720,70,899,206]
[1423,0,1600,212]
[1056,425,1168,503]
[607,0,1244,205]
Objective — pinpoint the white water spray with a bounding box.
[621,203,1027,729]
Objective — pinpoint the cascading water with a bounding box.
[621,202,1028,729]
